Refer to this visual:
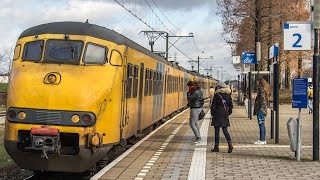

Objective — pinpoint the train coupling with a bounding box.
[26,127,61,159]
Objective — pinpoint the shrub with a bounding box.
[0,83,7,93]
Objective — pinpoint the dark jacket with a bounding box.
[187,88,204,108]
[210,88,233,127]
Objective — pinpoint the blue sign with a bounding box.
[292,78,308,108]
[242,52,257,64]
[269,43,279,59]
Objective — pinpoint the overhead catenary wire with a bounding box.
[114,0,194,61]
[143,0,175,35]
[150,0,183,33]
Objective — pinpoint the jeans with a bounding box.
[308,99,313,113]
[257,110,266,141]
[189,108,201,140]
[214,126,231,145]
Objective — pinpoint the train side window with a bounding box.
[13,44,21,60]
[132,65,139,98]
[23,40,44,61]
[153,71,156,95]
[173,77,176,93]
[149,70,153,96]
[160,72,163,94]
[173,76,175,93]
[126,64,133,99]
[145,69,149,96]
[180,77,183,92]
[176,77,178,92]
[157,72,160,95]
[167,75,170,93]
[169,75,171,93]
[83,43,107,65]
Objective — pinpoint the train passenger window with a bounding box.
[168,76,171,93]
[156,72,160,95]
[172,77,175,93]
[126,64,133,99]
[167,76,170,93]
[173,77,175,93]
[84,43,107,65]
[149,70,153,96]
[144,69,149,96]
[23,40,44,61]
[45,40,83,64]
[176,77,178,92]
[180,77,183,92]
[153,71,156,95]
[132,65,139,98]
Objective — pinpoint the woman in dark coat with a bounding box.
[210,82,233,153]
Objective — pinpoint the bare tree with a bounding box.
[216,0,310,88]
[0,48,13,75]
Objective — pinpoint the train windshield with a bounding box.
[44,40,83,64]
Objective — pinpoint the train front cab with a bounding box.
[4,34,125,173]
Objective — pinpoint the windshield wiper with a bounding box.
[65,34,76,59]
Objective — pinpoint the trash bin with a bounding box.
[287,117,298,152]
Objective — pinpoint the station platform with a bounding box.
[91,103,320,180]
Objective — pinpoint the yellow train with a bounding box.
[4,22,216,173]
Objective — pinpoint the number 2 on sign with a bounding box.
[292,33,302,48]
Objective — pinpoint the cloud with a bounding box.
[0,0,237,78]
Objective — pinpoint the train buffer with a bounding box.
[91,103,320,180]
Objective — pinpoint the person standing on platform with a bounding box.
[187,81,204,143]
[307,83,313,114]
[210,82,233,153]
[253,78,270,145]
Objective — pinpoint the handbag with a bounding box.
[198,109,205,120]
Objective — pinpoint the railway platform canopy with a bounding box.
[91,102,320,180]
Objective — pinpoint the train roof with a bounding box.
[19,21,213,80]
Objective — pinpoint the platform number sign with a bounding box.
[283,22,311,51]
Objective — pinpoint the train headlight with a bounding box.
[18,112,27,120]
[71,114,80,123]
[7,110,16,120]
[48,74,57,84]
[81,114,92,124]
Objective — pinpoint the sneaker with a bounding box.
[194,138,202,143]
[254,140,267,145]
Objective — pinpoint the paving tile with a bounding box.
[96,103,320,180]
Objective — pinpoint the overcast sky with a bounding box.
[0,0,237,80]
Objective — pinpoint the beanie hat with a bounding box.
[217,82,227,88]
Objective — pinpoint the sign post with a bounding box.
[283,20,317,159]
[313,0,320,161]
[242,52,257,120]
[269,43,279,141]
[292,78,308,161]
